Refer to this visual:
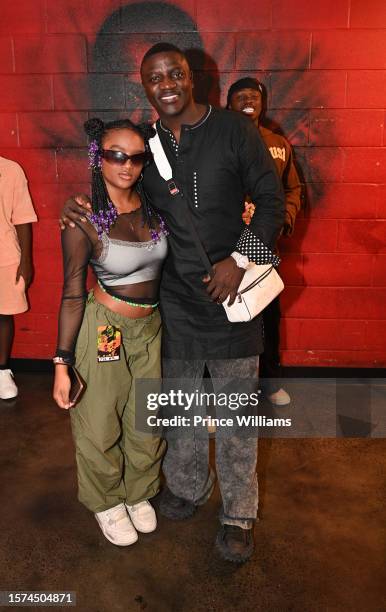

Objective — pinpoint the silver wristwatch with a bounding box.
[230,251,249,269]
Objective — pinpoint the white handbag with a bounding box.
[222,263,284,322]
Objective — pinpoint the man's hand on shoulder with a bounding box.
[59,194,92,230]
[202,257,245,306]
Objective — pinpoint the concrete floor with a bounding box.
[0,373,385,612]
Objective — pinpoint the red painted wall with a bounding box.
[1,0,385,366]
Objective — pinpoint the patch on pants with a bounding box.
[97,325,121,362]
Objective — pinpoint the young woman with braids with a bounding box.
[53,118,168,546]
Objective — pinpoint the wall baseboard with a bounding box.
[10,358,385,378]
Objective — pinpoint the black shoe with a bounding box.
[159,487,197,520]
[215,524,254,563]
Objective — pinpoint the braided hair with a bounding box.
[84,117,157,236]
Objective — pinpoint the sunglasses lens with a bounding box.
[102,150,127,165]
[130,152,149,165]
[101,150,151,166]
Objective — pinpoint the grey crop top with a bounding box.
[91,232,168,286]
[56,210,168,364]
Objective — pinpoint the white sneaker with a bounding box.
[95,503,138,546]
[268,388,291,406]
[0,369,18,400]
[125,500,157,533]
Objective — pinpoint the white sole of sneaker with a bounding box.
[269,398,291,406]
[0,392,18,400]
[131,525,156,534]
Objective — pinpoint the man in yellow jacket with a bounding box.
[227,77,301,405]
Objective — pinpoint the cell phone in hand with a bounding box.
[69,367,85,406]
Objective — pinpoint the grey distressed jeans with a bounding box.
[162,356,259,529]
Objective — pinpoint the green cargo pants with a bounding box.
[70,293,165,513]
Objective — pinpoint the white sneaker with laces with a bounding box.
[125,500,157,533]
[0,369,18,400]
[268,388,291,406]
[95,503,138,546]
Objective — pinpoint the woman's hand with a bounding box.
[53,365,73,410]
[59,194,92,230]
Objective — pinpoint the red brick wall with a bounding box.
[1,0,385,366]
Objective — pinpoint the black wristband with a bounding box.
[53,349,75,366]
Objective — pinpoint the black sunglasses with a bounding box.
[101,149,153,166]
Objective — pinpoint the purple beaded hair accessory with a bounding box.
[149,211,169,245]
[90,201,118,239]
[88,139,102,170]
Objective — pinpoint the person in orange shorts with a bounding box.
[0,156,37,399]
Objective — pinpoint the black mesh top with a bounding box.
[56,208,167,363]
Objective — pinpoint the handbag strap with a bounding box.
[148,124,214,277]
[238,265,274,295]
